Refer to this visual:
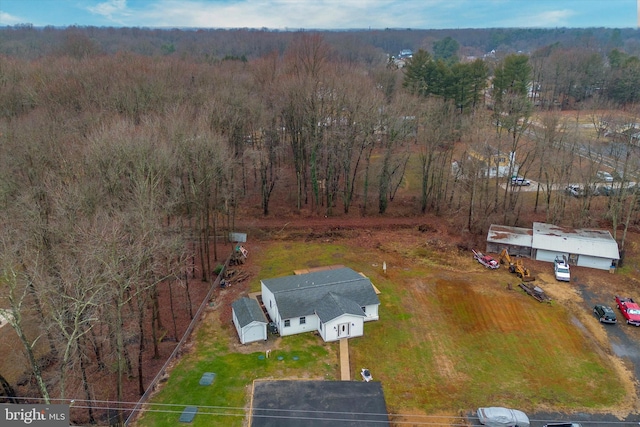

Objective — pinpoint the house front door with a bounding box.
[337,322,350,338]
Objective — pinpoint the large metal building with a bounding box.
[531,222,619,270]
[486,222,620,271]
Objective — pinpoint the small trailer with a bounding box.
[472,249,500,269]
[518,282,552,303]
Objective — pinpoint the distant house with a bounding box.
[486,222,620,271]
[261,267,380,342]
[467,144,516,178]
[398,49,413,59]
[231,297,268,344]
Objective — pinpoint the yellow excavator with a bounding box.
[499,249,535,282]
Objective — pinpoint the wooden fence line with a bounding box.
[123,250,233,426]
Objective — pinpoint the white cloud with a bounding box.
[529,9,575,27]
[0,10,25,25]
[66,0,603,30]
[116,0,452,29]
[87,0,130,20]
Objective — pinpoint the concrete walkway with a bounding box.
[339,338,350,380]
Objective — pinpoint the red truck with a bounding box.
[615,296,640,326]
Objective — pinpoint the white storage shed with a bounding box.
[232,297,268,344]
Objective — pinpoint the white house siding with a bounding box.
[232,311,242,340]
[363,304,379,321]
[261,286,277,324]
[321,314,364,342]
[279,314,320,337]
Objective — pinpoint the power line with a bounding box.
[6,396,640,426]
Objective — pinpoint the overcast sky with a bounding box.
[0,0,635,30]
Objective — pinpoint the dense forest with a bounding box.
[2,25,640,424]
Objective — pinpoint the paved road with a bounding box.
[526,121,640,183]
[505,180,638,194]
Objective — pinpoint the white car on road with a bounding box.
[596,171,614,182]
[565,184,584,197]
[511,176,531,186]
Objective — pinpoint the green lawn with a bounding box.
[134,239,624,426]
[135,324,337,427]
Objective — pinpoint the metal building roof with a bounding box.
[487,224,533,247]
[531,222,619,259]
[261,267,379,320]
[232,297,268,327]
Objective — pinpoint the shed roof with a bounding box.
[261,267,379,319]
[232,297,268,328]
[487,224,533,247]
[531,222,619,259]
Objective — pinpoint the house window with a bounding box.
[269,300,272,308]
[319,322,322,331]
[284,319,290,327]
[300,316,306,325]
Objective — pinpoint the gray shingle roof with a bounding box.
[315,292,366,322]
[232,297,268,327]
[262,267,379,320]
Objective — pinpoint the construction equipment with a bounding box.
[499,249,535,282]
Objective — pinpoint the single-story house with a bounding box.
[231,297,268,344]
[261,267,380,342]
[485,222,620,271]
[251,380,390,427]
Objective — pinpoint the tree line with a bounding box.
[2,25,638,63]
